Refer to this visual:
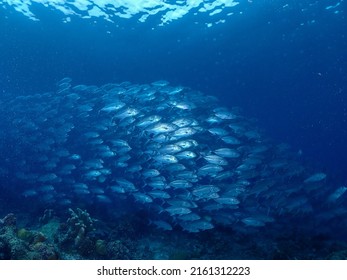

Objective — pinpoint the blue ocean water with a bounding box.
[0,0,346,259]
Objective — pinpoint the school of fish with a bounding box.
[0,78,345,233]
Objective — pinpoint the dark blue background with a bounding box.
[1,0,346,183]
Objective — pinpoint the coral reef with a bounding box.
[0,213,16,227]
[55,208,95,255]
[4,208,347,260]
[53,208,150,259]
[29,242,57,260]
[39,209,55,224]
[95,239,107,256]
[326,250,347,260]
[0,213,58,259]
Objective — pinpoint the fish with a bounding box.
[171,127,197,139]
[214,148,241,158]
[165,206,192,215]
[304,172,327,183]
[113,107,139,119]
[169,180,192,189]
[154,154,178,164]
[214,197,240,205]
[327,186,347,203]
[159,144,182,154]
[132,192,153,203]
[142,169,161,178]
[147,190,171,199]
[180,220,214,232]
[208,128,229,136]
[100,101,125,113]
[136,115,162,128]
[221,136,241,145]
[176,151,197,160]
[151,220,173,231]
[203,154,229,166]
[192,185,220,199]
[241,217,266,227]
[146,123,177,135]
[198,164,224,176]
